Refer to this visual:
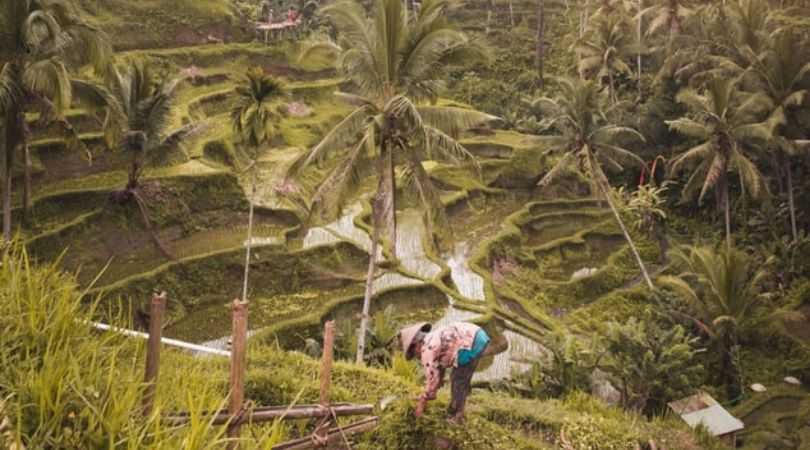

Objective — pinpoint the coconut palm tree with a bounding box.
[0,0,111,239]
[666,76,770,251]
[531,77,654,290]
[577,13,636,104]
[104,63,201,199]
[659,244,768,396]
[639,0,693,41]
[723,30,810,243]
[726,0,771,56]
[291,0,492,364]
[99,63,202,257]
[231,67,286,303]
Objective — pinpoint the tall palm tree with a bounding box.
[577,13,635,104]
[231,67,286,304]
[104,63,200,199]
[531,77,654,290]
[666,77,770,251]
[536,0,546,88]
[639,0,693,41]
[291,0,492,364]
[659,244,768,396]
[726,0,771,56]
[99,63,202,258]
[725,30,810,242]
[0,0,111,239]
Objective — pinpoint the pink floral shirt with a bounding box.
[418,322,481,401]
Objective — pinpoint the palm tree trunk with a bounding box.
[637,0,643,99]
[2,151,11,242]
[509,0,515,27]
[536,0,546,88]
[241,166,257,303]
[3,114,16,241]
[127,155,141,191]
[723,175,732,252]
[379,140,397,259]
[785,160,798,242]
[357,137,395,364]
[22,142,32,223]
[356,218,380,365]
[602,183,654,290]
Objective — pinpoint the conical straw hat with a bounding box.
[398,322,432,356]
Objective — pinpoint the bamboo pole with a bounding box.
[143,292,166,417]
[165,404,374,426]
[319,321,335,406]
[228,299,248,449]
[316,321,336,445]
[272,416,379,450]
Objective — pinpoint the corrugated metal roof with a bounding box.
[680,404,745,436]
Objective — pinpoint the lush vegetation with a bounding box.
[2,0,810,448]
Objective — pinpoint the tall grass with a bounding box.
[0,242,286,449]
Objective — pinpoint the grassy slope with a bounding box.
[0,241,725,449]
[76,0,248,50]
[12,1,768,448]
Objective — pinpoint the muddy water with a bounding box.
[302,203,374,253]
[193,198,544,381]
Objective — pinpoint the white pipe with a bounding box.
[88,321,231,357]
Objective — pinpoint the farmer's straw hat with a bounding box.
[398,322,432,358]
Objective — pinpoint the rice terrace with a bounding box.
[1,0,810,448]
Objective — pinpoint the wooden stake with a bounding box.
[228,299,248,449]
[319,321,335,407]
[143,292,166,417]
[316,321,336,445]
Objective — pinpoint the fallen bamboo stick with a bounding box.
[271,416,379,450]
[164,404,374,426]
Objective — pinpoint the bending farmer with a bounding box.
[398,322,490,423]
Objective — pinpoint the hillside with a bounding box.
[2,0,810,448]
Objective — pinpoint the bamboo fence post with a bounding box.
[228,299,248,450]
[314,321,336,445]
[319,321,335,406]
[143,292,166,417]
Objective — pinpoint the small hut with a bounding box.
[668,392,744,447]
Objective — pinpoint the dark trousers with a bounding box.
[447,355,482,417]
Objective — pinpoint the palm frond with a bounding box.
[666,118,711,140]
[311,133,374,223]
[400,153,448,241]
[0,63,22,114]
[422,125,479,170]
[699,154,727,204]
[669,142,712,175]
[537,151,576,187]
[289,105,376,175]
[23,57,72,115]
[730,149,766,200]
[415,106,496,137]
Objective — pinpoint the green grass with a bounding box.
[6,242,700,450]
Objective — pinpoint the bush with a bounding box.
[601,316,704,415]
[519,331,600,399]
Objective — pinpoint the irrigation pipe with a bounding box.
[87,321,231,357]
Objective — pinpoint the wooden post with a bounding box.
[319,321,335,406]
[143,292,166,417]
[228,300,248,449]
[315,321,336,445]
